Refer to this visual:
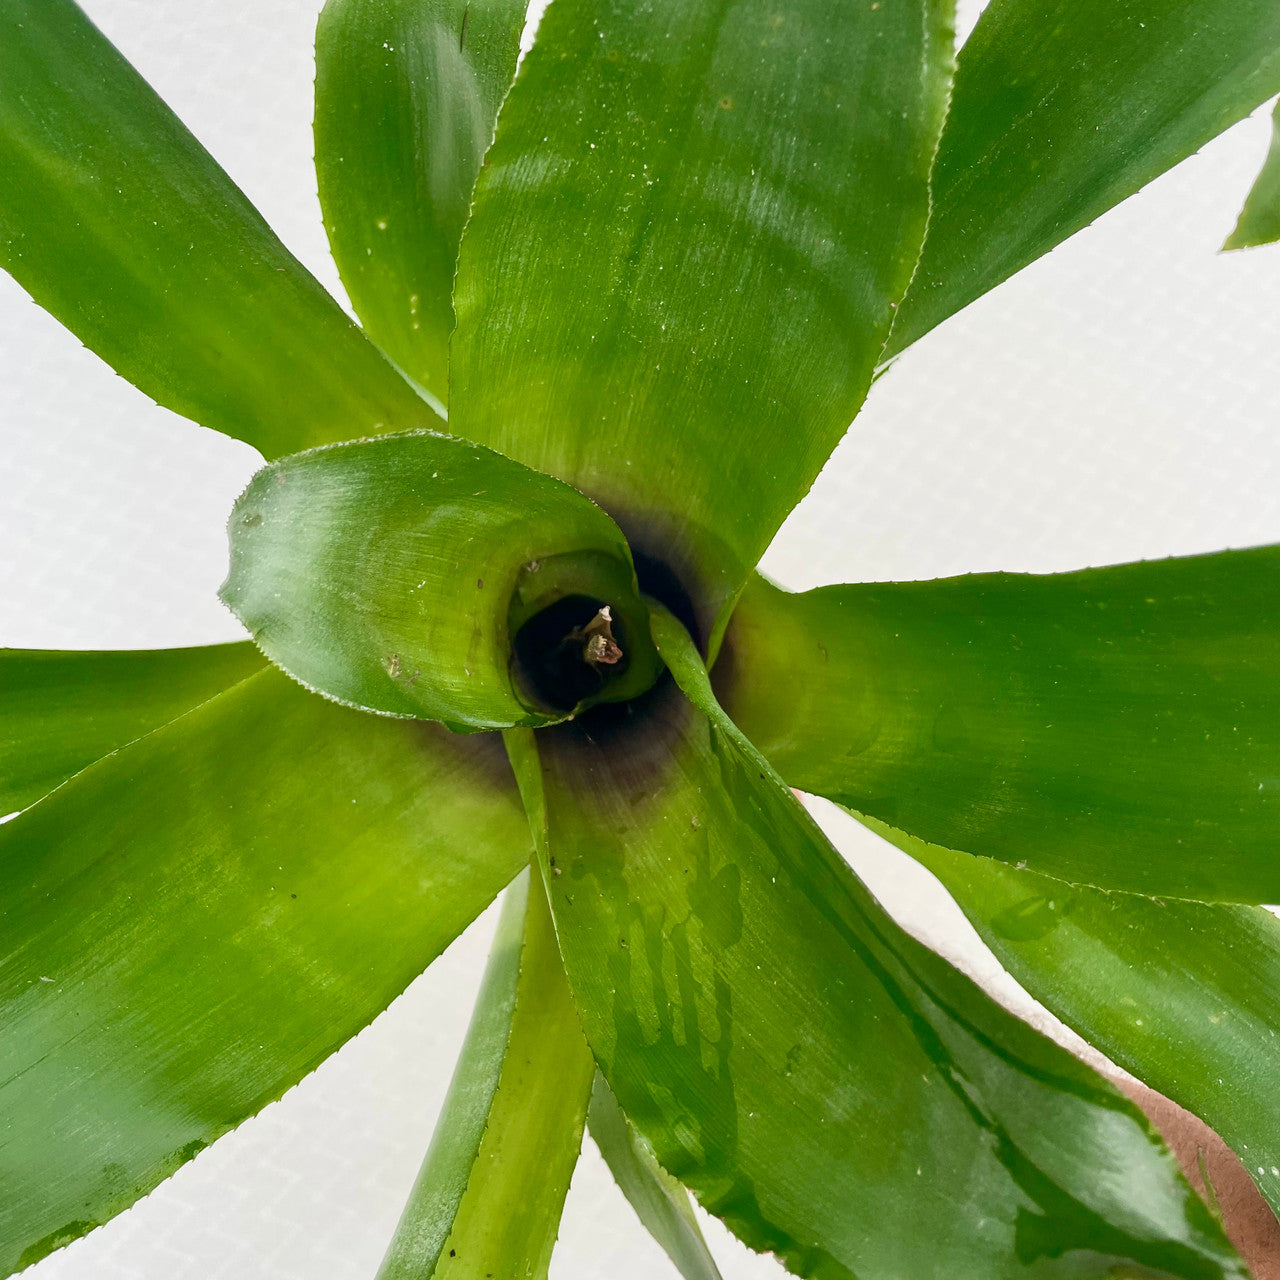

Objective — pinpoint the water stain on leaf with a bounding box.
[990,893,1077,943]
[18,1221,100,1269]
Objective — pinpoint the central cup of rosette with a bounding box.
[220,429,663,731]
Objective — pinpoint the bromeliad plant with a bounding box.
[2,0,1279,1276]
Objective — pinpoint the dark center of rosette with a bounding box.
[506,544,704,721]
[512,593,634,713]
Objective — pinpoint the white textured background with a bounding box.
[2,1,1279,1276]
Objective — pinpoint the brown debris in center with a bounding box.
[570,606,624,668]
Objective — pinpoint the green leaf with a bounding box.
[0,667,529,1275]
[587,1072,723,1280]
[1225,99,1280,250]
[506,608,1243,1279]
[315,0,526,406]
[887,0,1280,355]
[376,868,593,1280]
[220,431,663,729]
[0,643,263,814]
[452,0,955,639]
[716,549,1280,902]
[0,0,439,459]
[863,823,1280,1219]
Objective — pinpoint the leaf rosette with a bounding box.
[2,0,1279,1276]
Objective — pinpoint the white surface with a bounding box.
[2,0,1279,1276]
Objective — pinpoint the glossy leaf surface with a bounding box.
[0,668,529,1275]
[0,643,262,814]
[0,0,438,458]
[315,0,526,404]
[888,0,1280,354]
[1225,99,1280,250]
[221,432,662,729]
[510,610,1242,1279]
[452,0,954,638]
[870,823,1280,1218]
[717,550,1280,901]
[377,869,593,1279]
[587,1073,723,1280]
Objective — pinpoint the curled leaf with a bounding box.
[221,432,663,729]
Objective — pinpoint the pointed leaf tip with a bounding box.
[1224,99,1280,251]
